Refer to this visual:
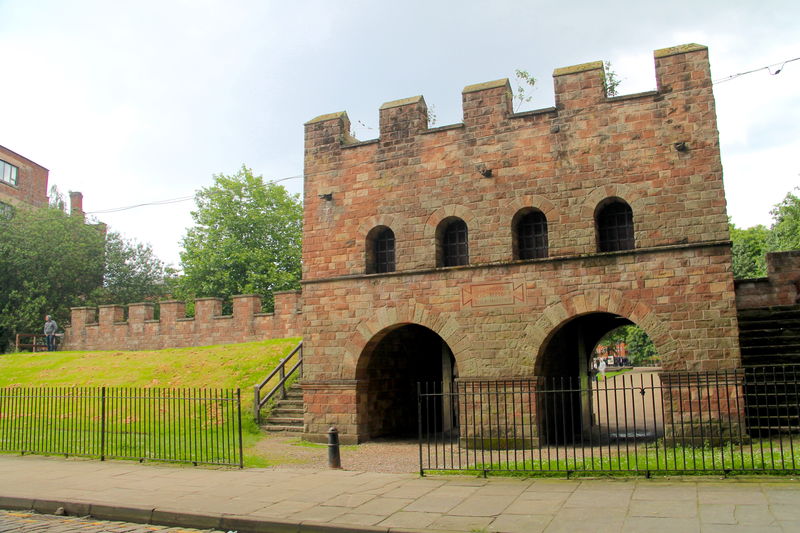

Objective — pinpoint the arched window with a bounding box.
[366,226,395,273]
[439,218,468,267]
[514,209,548,260]
[596,199,634,252]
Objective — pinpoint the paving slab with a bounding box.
[488,513,551,533]
[1,455,800,533]
[699,503,737,524]
[628,499,697,518]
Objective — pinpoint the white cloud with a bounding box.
[2,0,799,266]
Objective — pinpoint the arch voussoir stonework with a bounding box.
[423,205,474,239]
[357,215,399,237]
[340,304,467,380]
[505,195,558,221]
[524,290,679,366]
[580,184,646,220]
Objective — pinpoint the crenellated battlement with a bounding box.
[304,43,710,151]
[301,43,724,282]
[63,291,302,351]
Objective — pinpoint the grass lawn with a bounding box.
[602,368,632,380]
[0,338,301,390]
[0,338,302,467]
[425,441,800,478]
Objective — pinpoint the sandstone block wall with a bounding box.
[735,251,800,309]
[301,44,742,442]
[62,291,301,351]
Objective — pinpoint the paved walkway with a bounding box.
[0,509,221,533]
[1,455,800,533]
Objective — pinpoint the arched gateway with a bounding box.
[357,324,456,438]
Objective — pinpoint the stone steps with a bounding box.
[262,382,304,433]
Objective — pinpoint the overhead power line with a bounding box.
[713,56,800,85]
[85,174,303,215]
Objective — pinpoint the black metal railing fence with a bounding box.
[418,366,800,476]
[0,387,243,467]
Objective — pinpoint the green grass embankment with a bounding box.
[0,338,301,390]
[0,338,302,467]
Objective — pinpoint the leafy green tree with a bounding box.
[730,223,769,278]
[178,166,302,312]
[625,326,659,366]
[89,231,169,305]
[767,189,800,252]
[0,206,105,351]
[595,325,659,367]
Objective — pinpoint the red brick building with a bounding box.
[0,144,49,216]
[301,44,741,443]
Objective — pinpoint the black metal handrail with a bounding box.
[253,340,303,422]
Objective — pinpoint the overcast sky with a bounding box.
[1,0,798,267]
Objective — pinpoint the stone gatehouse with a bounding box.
[300,44,742,444]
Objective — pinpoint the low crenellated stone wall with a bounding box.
[735,251,800,309]
[62,291,301,351]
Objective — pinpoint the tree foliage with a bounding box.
[596,325,659,367]
[0,207,105,351]
[730,223,769,278]
[602,61,621,97]
[90,231,169,305]
[624,326,659,365]
[178,166,302,312]
[767,189,800,252]
[512,69,537,112]
[730,188,800,279]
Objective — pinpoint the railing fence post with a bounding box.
[237,388,244,469]
[100,387,106,461]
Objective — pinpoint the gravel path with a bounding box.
[251,433,422,473]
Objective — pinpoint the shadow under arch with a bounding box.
[356,322,456,440]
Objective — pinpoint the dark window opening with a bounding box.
[366,226,396,274]
[597,200,634,252]
[374,227,395,273]
[442,219,468,267]
[516,210,548,259]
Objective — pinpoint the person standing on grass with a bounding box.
[44,315,58,351]
[598,358,607,381]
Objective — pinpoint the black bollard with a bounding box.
[328,426,342,469]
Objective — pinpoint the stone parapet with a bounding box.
[735,251,800,309]
[62,291,301,351]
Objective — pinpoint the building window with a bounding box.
[0,201,13,219]
[439,217,469,267]
[514,209,548,259]
[596,199,634,252]
[366,226,395,273]
[0,159,18,187]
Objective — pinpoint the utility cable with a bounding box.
[713,56,800,85]
[85,174,303,214]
